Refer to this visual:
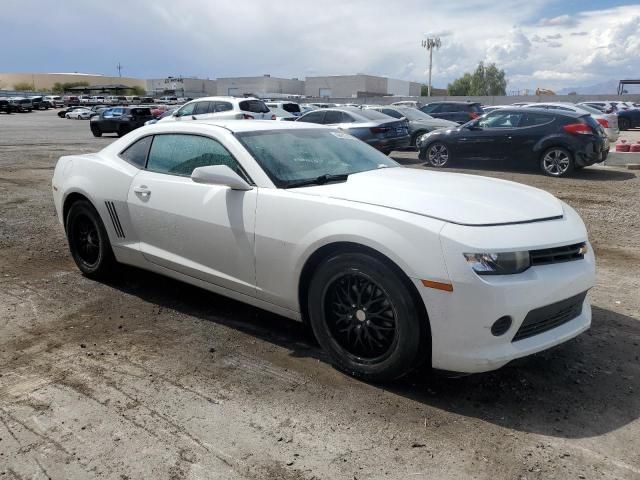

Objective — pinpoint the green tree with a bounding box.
[447,62,507,96]
[127,85,146,96]
[447,73,473,96]
[13,81,35,91]
[52,81,90,93]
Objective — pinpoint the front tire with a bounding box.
[540,147,574,177]
[424,142,450,167]
[66,200,116,279]
[91,126,102,137]
[619,117,630,131]
[308,252,426,382]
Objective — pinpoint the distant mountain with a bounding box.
[557,79,640,95]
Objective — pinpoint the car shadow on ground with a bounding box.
[107,266,639,441]
[391,155,637,182]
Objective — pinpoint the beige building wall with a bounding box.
[0,73,146,91]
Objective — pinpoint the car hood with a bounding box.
[293,167,564,226]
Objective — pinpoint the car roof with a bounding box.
[500,107,584,118]
[183,119,332,133]
[426,101,481,105]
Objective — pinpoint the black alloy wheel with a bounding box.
[308,252,427,382]
[66,200,116,278]
[324,272,397,361]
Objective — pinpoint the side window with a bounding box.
[111,108,124,117]
[146,134,244,177]
[214,101,233,112]
[239,100,269,113]
[193,101,211,115]
[119,136,153,168]
[381,108,403,119]
[341,113,355,123]
[424,104,442,113]
[177,102,196,117]
[324,111,344,124]
[297,111,325,124]
[479,112,523,128]
[519,113,554,128]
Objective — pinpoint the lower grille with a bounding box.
[512,291,587,342]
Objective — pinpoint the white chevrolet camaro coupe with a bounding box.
[52,121,596,381]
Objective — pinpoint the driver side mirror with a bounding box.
[191,165,252,191]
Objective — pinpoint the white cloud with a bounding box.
[0,0,639,92]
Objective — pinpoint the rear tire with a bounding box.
[66,200,116,279]
[619,117,630,131]
[117,125,129,137]
[307,252,427,382]
[411,130,427,148]
[540,147,574,177]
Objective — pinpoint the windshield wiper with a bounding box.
[283,173,350,189]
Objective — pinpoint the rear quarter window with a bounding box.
[239,100,269,113]
[119,136,153,168]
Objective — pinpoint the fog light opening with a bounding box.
[491,316,512,336]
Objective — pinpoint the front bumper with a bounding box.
[416,207,596,373]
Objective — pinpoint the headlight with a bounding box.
[463,251,530,275]
[416,133,430,148]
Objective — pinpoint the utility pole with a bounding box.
[116,62,123,77]
[421,37,441,97]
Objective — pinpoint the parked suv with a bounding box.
[44,95,64,108]
[90,107,153,137]
[0,98,15,114]
[420,101,484,124]
[30,96,51,110]
[159,96,274,123]
[418,108,607,177]
[265,101,302,116]
[9,97,34,112]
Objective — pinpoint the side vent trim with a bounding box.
[105,201,125,238]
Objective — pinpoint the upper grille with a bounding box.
[512,291,587,342]
[530,242,586,266]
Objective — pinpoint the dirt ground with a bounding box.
[1,110,639,480]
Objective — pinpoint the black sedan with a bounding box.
[90,107,153,137]
[296,107,410,154]
[417,108,608,177]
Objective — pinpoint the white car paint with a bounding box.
[52,120,596,374]
[65,108,92,119]
[159,96,274,123]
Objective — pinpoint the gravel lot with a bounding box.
[1,110,639,480]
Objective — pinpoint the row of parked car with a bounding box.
[64,96,636,178]
[0,95,64,113]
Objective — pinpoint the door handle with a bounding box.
[133,185,151,198]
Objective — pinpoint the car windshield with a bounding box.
[236,129,399,187]
[396,107,434,120]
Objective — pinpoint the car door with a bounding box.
[296,110,326,124]
[507,111,555,161]
[99,109,118,132]
[170,102,197,122]
[456,111,523,159]
[126,133,258,296]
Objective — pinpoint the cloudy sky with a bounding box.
[2,0,640,91]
